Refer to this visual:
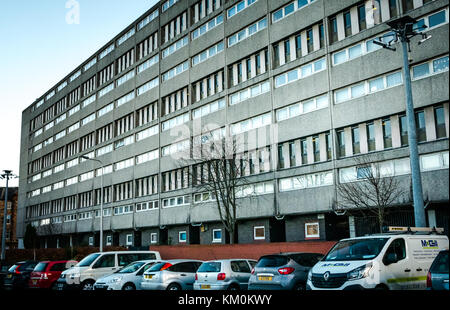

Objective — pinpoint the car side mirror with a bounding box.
[384,253,398,265]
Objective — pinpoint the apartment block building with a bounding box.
[1,187,19,249]
[18,0,449,248]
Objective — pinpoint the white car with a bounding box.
[307,227,449,290]
[94,260,159,290]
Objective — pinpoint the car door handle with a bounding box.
[180,274,187,276]
[416,268,422,272]
[404,269,411,272]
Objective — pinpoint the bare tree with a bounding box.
[177,129,253,244]
[334,155,408,233]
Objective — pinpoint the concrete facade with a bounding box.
[18,0,449,248]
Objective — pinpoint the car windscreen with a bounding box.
[430,251,449,274]
[33,262,48,272]
[77,253,101,267]
[256,256,289,268]
[197,262,221,273]
[117,262,146,274]
[323,238,389,261]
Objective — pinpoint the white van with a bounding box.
[307,227,449,290]
[62,251,161,290]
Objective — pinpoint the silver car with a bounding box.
[93,260,158,290]
[141,259,203,290]
[248,252,323,290]
[194,259,257,290]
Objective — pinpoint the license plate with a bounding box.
[145,275,153,279]
[201,284,211,289]
[258,276,273,281]
[32,280,37,285]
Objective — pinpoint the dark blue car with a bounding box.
[427,250,449,290]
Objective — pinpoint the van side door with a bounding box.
[382,238,409,289]
[91,254,116,280]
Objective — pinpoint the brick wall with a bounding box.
[149,241,336,261]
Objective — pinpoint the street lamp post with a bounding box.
[81,156,104,252]
[1,170,17,261]
[373,16,431,227]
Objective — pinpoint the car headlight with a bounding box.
[109,277,122,283]
[347,263,372,281]
[307,270,312,282]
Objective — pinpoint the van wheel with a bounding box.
[375,284,389,290]
[122,283,136,290]
[81,280,95,291]
[167,283,182,291]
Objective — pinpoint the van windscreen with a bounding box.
[77,253,101,267]
[323,238,389,261]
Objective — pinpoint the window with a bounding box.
[367,122,376,151]
[344,11,352,37]
[415,110,427,142]
[300,138,308,164]
[278,145,285,169]
[289,142,296,166]
[93,254,115,268]
[305,222,320,238]
[274,57,326,88]
[254,226,265,240]
[337,130,345,157]
[382,118,392,148]
[228,18,267,47]
[227,0,257,19]
[126,234,133,246]
[179,231,187,243]
[358,4,366,30]
[399,115,409,146]
[412,56,449,80]
[434,106,447,139]
[212,229,222,243]
[326,133,332,160]
[312,136,320,162]
[383,238,406,265]
[329,17,338,44]
[151,233,158,244]
[192,14,223,40]
[352,127,360,154]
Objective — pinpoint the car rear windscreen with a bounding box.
[33,262,48,272]
[430,251,449,274]
[198,262,221,273]
[256,256,289,267]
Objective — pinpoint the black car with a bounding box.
[3,261,38,290]
[0,261,12,290]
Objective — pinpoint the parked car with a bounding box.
[141,259,203,290]
[427,250,449,290]
[3,260,39,290]
[248,253,323,290]
[28,260,77,289]
[94,260,158,290]
[0,261,12,290]
[54,250,161,290]
[194,259,257,290]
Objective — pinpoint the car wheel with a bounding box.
[81,280,95,291]
[122,283,136,291]
[166,283,182,291]
[293,282,306,291]
[227,284,240,291]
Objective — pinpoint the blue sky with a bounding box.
[0,0,158,186]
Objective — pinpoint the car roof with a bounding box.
[161,259,203,263]
[204,259,257,262]
[90,251,159,254]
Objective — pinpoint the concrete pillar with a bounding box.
[380,0,391,22]
[312,25,321,52]
[427,209,436,228]
[374,119,384,151]
[444,102,449,137]
[413,0,424,9]
[295,140,302,166]
[425,106,436,141]
[391,115,402,148]
[344,127,353,156]
[289,36,297,61]
[359,123,369,153]
[349,216,356,238]
[282,143,290,168]
[279,42,286,66]
[307,137,314,164]
[336,13,345,41]
[250,55,257,78]
[319,133,327,162]
[365,0,376,28]
[350,6,360,35]
[301,30,308,56]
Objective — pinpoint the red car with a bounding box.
[28,260,77,289]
